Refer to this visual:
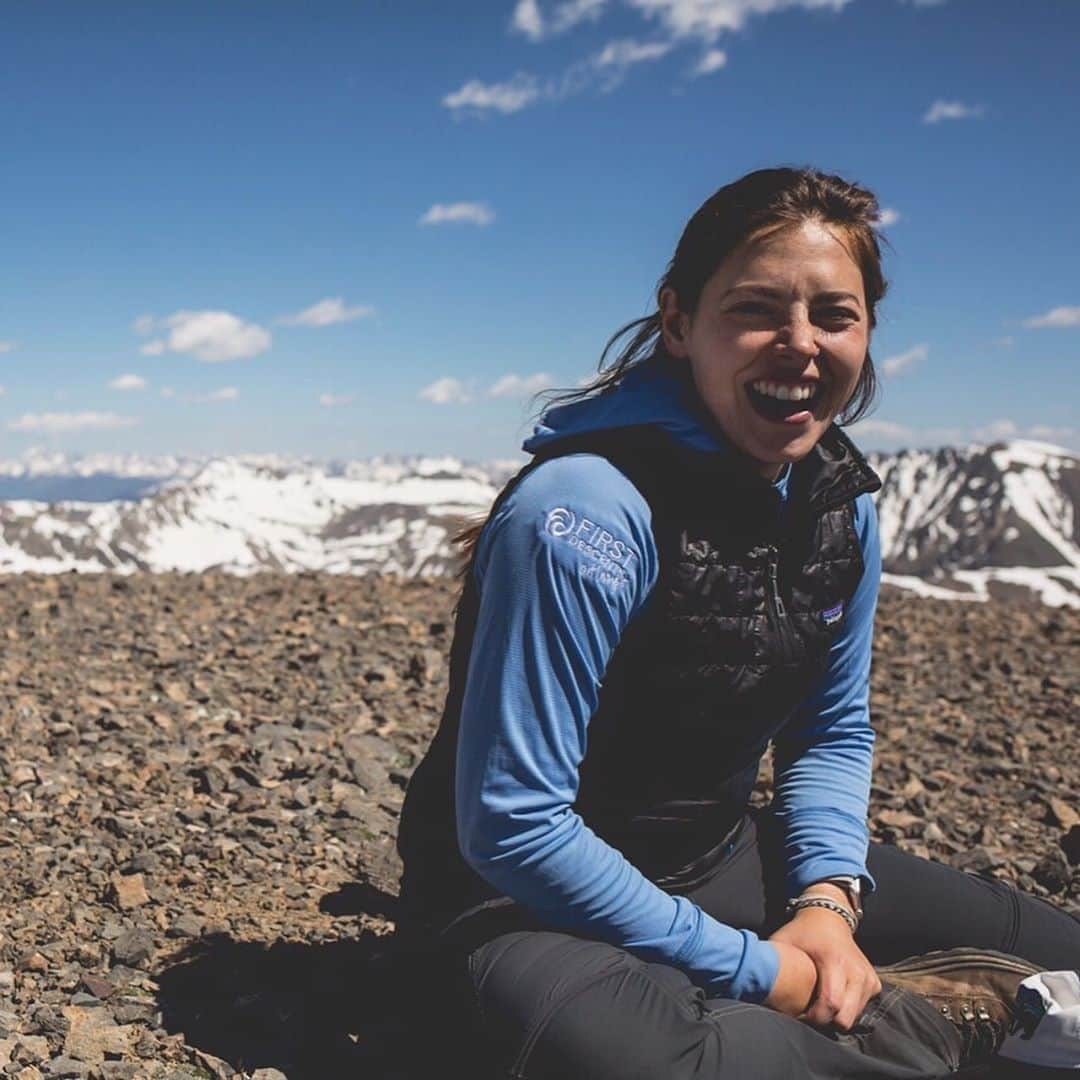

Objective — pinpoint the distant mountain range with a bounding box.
[0,441,1076,607]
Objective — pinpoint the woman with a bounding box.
[397,167,1080,1078]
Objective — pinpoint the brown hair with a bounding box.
[546,165,888,424]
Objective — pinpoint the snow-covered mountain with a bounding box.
[0,441,1076,606]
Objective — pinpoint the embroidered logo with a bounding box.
[822,602,845,627]
[543,507,639,591]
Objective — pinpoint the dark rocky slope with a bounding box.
[0,575,1076,1078]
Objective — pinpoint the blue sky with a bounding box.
[0,0,1077,462]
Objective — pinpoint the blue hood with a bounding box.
[523,363,727,456]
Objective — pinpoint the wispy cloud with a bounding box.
[594,37,672,69]
[419,202,496,227]
[186,386,240,404]
[419,377,472,405]
[512,0,608,40]
[692,48,727,75]
[489,372,554,398]
[160,387,176,399]
[875,207,901,228]
[443,74,542,115]
[1022,305,1080,329]
[625,0,853,43]
[137,310,272,362]
[923,99,984,124]
[9,412,138,433]
[109,374,148,392]
[278,297,375,327]
[319,393,355,408]
[1029,425,1076,442]
[990,336,1014,347]
[131,314,155,336]
[0,341,16,354]
[852,419,914,441]
[974,418,1019,441]
[881,344,928,378]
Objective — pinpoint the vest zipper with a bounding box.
[767,546,786,616]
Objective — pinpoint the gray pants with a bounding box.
[441,813,1080,1078]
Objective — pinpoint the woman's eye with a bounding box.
[817,308,858,324]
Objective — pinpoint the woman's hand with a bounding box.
[768,901,882,1031]
[763,940,818,1017]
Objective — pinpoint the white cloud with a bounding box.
[0,386,6,396]
[851,419,914,441]
[975,418,1019,441]
[419,202,496,227]
[9,412,138,433]
[206,387,239,402]
[109,374,148,392]
[0,341,16,354]
[881,344,928,378]
[513,0,545,38]
[140,339,167,357]
[923,99,984,124]
[319,393,355,408]
[160,387,176,399]
[159,310,271,362]
[443,74,541,115]
[419,377,472,405]
[692,48,727,75]
[278,297,375,327]
[625,0,853,44]
[594,38,673,69]
[513,0,608,40]
[875,207,901,228]
[1028,425,1075,442]
[131,314,155,336]
[1022,305,1080,329]
[489,372,554,398]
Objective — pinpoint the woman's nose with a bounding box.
[778,308,819,359]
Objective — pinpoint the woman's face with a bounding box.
[660,219,869,478]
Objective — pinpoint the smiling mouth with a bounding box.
[746,379,822,423]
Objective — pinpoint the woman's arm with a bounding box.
[456,453,781,1003]
[771,492,881,900]
[768,492,883,1028]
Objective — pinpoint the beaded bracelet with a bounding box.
[785,895,858,934]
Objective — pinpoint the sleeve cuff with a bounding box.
[787,858,876,900]
[707,934,780,1004]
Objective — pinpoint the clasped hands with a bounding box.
[763,885,882,1032]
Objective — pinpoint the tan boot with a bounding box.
[876,948,1041,1066]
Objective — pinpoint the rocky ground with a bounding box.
[0,574,1076,1080]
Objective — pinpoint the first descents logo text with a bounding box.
[544,507,638,591]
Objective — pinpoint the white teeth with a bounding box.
[751,380,818,402]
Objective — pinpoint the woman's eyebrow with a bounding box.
[721,284,863,306]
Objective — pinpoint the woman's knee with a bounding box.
[468,932,719,1079]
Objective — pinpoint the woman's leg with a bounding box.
[686,810,1080,971]
[458,927,961,1079]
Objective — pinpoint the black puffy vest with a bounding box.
[397,423,881,929]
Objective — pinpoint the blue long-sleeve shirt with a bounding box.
[454,365,880,1002]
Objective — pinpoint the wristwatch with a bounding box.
[820,876,863,923]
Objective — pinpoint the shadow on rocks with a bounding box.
[155,887,485,1080]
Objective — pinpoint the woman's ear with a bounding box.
[659,287,690,358]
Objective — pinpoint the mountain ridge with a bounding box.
[0,440,1076,606]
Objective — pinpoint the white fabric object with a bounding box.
[999,970,1080,1069]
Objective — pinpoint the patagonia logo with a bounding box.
[543,507,638,591]
[822,602,845,627]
